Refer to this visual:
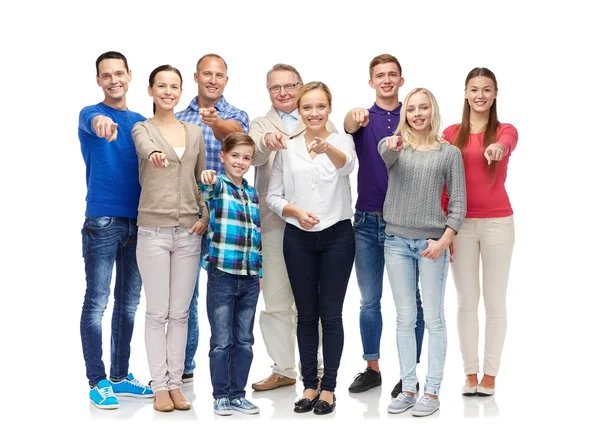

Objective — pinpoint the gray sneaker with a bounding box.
[412,394,440,417]
[388,393,417,414]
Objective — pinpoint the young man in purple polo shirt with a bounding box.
[344,54,425,398]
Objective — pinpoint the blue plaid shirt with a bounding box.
[201,174,262,277]
[175,96,250,173]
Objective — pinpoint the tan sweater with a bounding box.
[132,119,209,227]
[250,106,336,232]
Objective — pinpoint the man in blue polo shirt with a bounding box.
[344,54,425,399]
[175,53,250,383]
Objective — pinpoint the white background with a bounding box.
[2,0,597,424]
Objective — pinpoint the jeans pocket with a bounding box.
[353,210,366,227]
[85,216,114,230]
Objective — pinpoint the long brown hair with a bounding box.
[454,67,499,181]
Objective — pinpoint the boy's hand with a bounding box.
[201,170,217,185]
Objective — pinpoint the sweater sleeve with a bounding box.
[249,118,273,167]
[497,123,518,157]
[266,151,289,218]
[377,137,399,170]
[445,147,467,233]
[78,106,102,137]
[131,122,160,159]
[192,126,210,225]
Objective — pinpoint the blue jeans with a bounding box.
[384,235,450,396]
[80,216,142,387]
[354,210,425,362]
[206,266,260,399]
[184,235,207,374]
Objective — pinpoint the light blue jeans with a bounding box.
[384,234,450,396]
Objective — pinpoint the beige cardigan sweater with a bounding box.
[250,106,336,231]
[132,120,209,227]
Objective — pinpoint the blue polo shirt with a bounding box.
[350,102,401,212]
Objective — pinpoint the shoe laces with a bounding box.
[126,377,146,388]
[97,386,116,400]
[396,392,410,401]
[419,395,433,405]
[353,368,373,381]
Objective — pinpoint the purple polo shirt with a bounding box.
[349,102,401,212]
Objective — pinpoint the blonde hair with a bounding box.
[395,88,444,150]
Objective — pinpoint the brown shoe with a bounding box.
[252,373,296,391]
[169,388,192,410]
[154,390,175,412]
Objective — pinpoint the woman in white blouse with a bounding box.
[267,82,356,416]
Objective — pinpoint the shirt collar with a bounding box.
[277,108,299,120]
[220,172,248,189]
[369,102,402,116]
[186,95,228,112]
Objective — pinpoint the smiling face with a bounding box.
[369,62,404,101]
[148,70,182,112]
[298,88,331,132]
[220,143,254,185]
[195,56,228,105]
[268,70,301,114]
[465,76,497,114]
[405,91,432,136]
[96,58,131,108]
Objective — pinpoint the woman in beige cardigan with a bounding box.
[132,65,209,413]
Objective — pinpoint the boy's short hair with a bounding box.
[221,132,255,154]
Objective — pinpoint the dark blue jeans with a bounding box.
[354,210,425,363]
[206,266,260,399]
[80,216,142,387]
[283,220,355,393]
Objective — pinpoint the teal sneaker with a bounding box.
[213,397,233,416]
[110,373,153,398]
[230,397,260,414]
[90,379,119,409]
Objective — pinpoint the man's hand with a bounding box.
[92,115,119,142]
[350,107,370,127]
[199,107,219,127]
[264,131,287,151]
[149,151,169,168]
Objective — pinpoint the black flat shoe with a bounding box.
[313,395,336,415]
[294,394,320,413]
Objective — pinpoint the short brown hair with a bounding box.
[196,53,228,72]
[221,132,255,154]
[369,54,402,78]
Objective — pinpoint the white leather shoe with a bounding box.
[461,384,477,396]
[476,385,495,396]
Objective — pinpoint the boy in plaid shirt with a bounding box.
[200,133,262,416]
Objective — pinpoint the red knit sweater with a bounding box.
[442,123,518,218]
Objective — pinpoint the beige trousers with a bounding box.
[451,216,515,376]
[136,226,202,392]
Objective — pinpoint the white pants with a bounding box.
[451,216,515,376]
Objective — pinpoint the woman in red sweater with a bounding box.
[442,67,518,397]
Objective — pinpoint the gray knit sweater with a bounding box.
[378,140,466,239]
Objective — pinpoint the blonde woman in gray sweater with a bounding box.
[378,88,466,417]
[132,65,209,413]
